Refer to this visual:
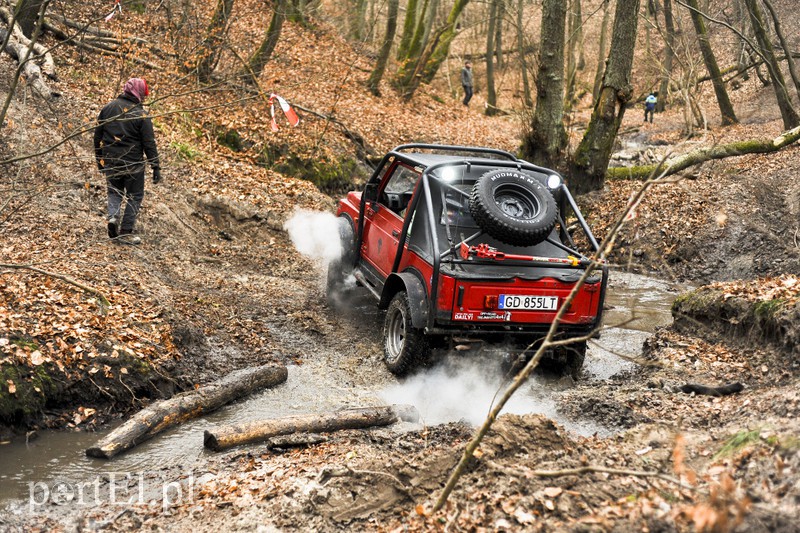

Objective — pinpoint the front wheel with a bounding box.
[383,292,429,376]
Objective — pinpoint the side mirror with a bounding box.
[364,183,379,202]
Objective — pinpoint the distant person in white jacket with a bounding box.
[644,92,658,123]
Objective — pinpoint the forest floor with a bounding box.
[2,1,800,531]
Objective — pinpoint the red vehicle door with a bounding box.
[360,163,421,278]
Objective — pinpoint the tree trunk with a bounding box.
[349,0,368,40]
[570,0,641,194]
[656,0,675,112]
[396,0,419,61]
[574,0,585,70]
[564,0,581,109]
[406,0,430,62]
[761,0,800,99]
[396,0,470,99]
[204,405,420,451]
[494,0,504,69]
[591,0,611,105]
[517,0,532,106]
[421,0,440,50]
[196,0,235,82]
[753,0,800,125]
[246,0,286,83]
[85,364,288,459]
[367,0,399,95]
[606,124,800,180]
[685,0,738,125]
[419,0,470,83]
[485,0,499,115]
[523,0,567,168]
[13,0,46,38]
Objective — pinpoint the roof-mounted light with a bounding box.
[440,166,459,182]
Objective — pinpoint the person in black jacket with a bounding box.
[94,78,161,244]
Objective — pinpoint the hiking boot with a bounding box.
[107,216,119,239]
[118,231,142,245]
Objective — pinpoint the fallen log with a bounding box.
[679,382,744,397]
[606,124,800,181]
[86,364,288,459]
[204,404,420,452]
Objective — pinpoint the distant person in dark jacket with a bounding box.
[94,78,161,245]
[461,61,473,106]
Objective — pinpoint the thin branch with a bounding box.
[485,460,692,491]
[0,262,110,314]
[433,156,673,513]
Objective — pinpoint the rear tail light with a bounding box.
[484,295,498,309]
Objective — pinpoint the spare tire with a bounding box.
[469,169,558,246]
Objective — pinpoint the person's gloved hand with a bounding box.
[152,167,162,184]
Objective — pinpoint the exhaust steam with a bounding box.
[284,209,344,266]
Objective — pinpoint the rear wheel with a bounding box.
[560,341,587,380]
[383,292,429,376]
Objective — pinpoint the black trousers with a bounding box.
[462,85,473,106]
[106,171,145,232]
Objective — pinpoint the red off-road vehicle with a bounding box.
[328,144,607,377]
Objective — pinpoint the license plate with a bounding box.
[498,294,558,311]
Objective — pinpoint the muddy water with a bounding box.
[0,272,680,507]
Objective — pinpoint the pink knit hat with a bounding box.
[123,78,149,102]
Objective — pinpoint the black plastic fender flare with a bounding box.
[379,271,429,329]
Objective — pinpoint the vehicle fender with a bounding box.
[379,271,429,328]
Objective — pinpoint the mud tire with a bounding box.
[326,217,356,305]
[469,169,558,246]
[383,292,429,376]
[564,340,587,380]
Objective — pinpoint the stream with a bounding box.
[0,272,680,510]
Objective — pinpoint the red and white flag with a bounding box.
[105,0,121,22]
[269,93,300,131]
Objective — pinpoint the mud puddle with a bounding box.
[0,272,680,508]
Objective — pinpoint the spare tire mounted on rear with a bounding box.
[469,169,558,246]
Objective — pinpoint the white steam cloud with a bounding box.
[379,355,560,426]
[284,209,344,265]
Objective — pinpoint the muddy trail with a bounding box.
[0,269,676,505]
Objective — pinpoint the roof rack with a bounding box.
[392,143,518,161]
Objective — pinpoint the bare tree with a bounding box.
[571,0,641,194]
[196,0,235,83]
[494,0,504,68]
[744,0,798,129]
[367,0,399,95]
[396,0,419,61]
[758,0,800,105]
[485,0,500,115]
[246,0,286,83]
[656,0,675,112]
[684,0,737,125]
[591,0,611,104]
[516,0,532,106]
[522,0,567,167]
